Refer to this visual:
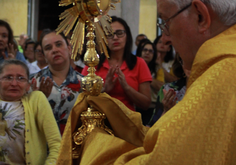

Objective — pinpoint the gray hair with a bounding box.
[0,59,30,79]
[169,0,236,26]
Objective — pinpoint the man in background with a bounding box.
[132,33,147,55]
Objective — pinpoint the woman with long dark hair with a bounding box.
[154,35,177,82]
[82,16,152,111]
[136,40,165,125]
[0,20,26,64]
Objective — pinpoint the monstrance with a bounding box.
[56,0,120,159]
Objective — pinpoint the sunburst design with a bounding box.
[56,0,121,60]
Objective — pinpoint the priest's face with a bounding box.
[156,0,198,70]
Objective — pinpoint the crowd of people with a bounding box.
[1,0,236,164]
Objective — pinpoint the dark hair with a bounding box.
[136,34,146,39]
[97,16,137,70]
[153,35,174,63]
[34,41,41,51]
[136,40,157,75]
[172,53,184,78]
[39,29,69,55]
[135,38,151,56]
[0,20,17,50]
[0,59,30,79]
[25,40,35,50]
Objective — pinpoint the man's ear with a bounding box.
[192,0,211,34]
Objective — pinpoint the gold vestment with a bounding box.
[57,25,236,165]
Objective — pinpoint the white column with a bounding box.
[108,0,140,52]
[121,0,140,52]
[108,3,122,17]
[30,0,39,41]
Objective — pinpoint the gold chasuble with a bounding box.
[57,25,236,165]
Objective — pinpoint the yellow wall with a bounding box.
[139,0,157,42]
[0,0,28,39]
[0,1,157,42]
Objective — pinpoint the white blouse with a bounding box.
[0,101,25,164]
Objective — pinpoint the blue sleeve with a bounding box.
[15,51,27,63]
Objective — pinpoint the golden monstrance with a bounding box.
[56,0,121,159]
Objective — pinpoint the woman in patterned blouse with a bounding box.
[30,29,83,135]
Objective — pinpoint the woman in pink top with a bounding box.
[82,16,152,111]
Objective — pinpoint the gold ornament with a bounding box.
[56,0,120,60]
[56,0,121,160]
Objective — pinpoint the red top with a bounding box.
[73,65,84,73]
[82,57,152,111]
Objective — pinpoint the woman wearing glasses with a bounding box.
[0,59,60,164]
[136,40,164,125]
[28,42,48,75]
[82,16,152,111]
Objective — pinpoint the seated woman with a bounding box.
[30,29,83,134]
[135,38,151,56]
[0,20,26,64]
[24,40,36,65]
[28,41,48,75]
[82,16,152,111]
[136,40,165,125]
[148,54,190,126]
[0,59,61,164]
[154,35,177,83]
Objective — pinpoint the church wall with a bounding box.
[0,0,28,40]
